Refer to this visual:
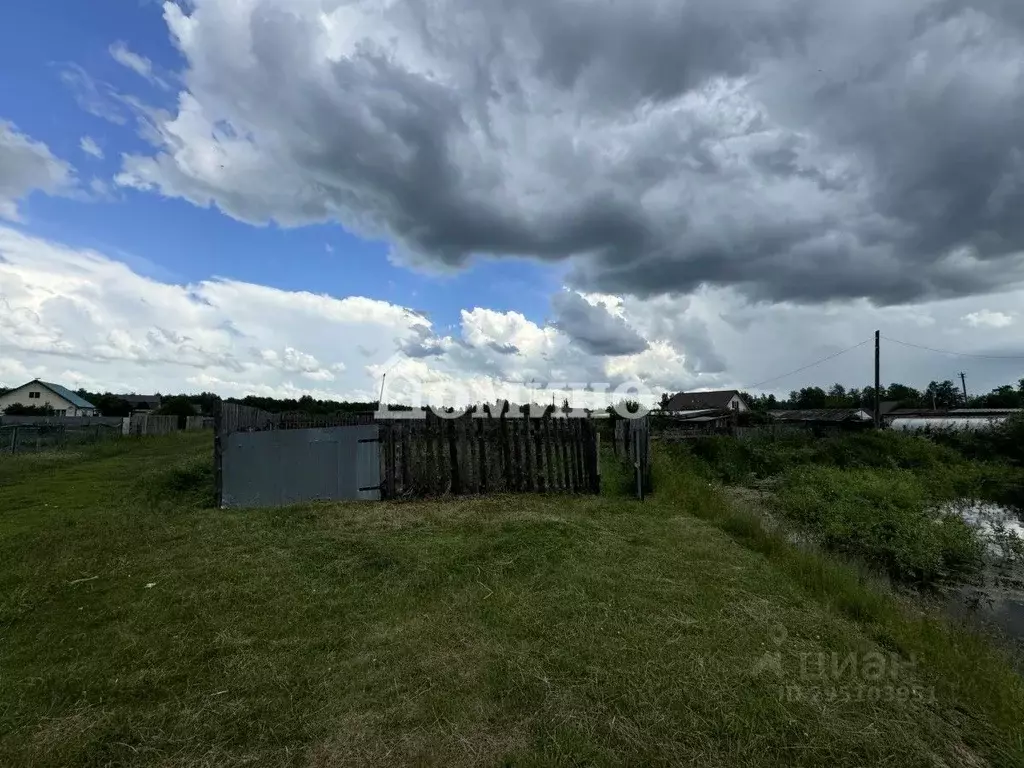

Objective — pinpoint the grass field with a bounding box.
[2,433,1023,766]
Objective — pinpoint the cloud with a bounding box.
[1,226,1022,406]
[110,0,1024,307]
[964,310,1015,328]
[80,136,104,159]
[0,121,74,220]
[60,64,129,125]
[109,41,168,89]
[550,290,648,356]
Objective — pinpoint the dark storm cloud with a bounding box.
[550,292,649,357]
[119,0,1024,306]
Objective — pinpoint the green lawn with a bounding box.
[1,433,1022,766]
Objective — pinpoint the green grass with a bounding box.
[773,466,984,584]
[1,434,1023,766]
[682,430,1024,587]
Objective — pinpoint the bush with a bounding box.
[685,430,964,484]
[143,456,215,509]
[773,466,983,584]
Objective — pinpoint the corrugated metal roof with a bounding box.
[768,409,872,423]
[656,409,722,419]
[39,381,96,409]
[663,390,747,411]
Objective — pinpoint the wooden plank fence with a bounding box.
[613,416,652,499]
[377,413,600,499]
[214,402,602,504]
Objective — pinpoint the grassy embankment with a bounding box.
[1,432,1023,766]
[683,426,1024,585]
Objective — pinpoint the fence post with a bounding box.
[387,425,397,499]
[573,419,585,492]
[499,413,513,491]
[520,417,536,489]
[634,427,643,501]
[561,417,577,489]
[447,418,461,495]
[533,418,545,492]
[9,426,17,454]
[401,423,412,496]
[213,401,223,508]
[477,417,488,494]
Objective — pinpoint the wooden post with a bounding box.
[447,418,461,495]
[559,419,572,492]
[434,415,446,494]
[401,423,412,496]
[477,417,488,494]
[572,419,585,492]
[386,424,397,500]
[424,417,437,496]
[511,419,523,492]
[543,417,556,491]
[499,413,512,492]
[523,417,535,492]
[212,402,223,508]
[533,418,545,492]
[9,426,17,455]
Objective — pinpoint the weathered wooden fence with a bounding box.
[214,403,602,505]
[126,414,180,436]
[1,423,121,454]
[378,413,601,499]
[613,416,652,499]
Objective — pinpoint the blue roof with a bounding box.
[39,381,96,409]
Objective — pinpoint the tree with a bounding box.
[790,387,828,409]
[659,392,671,410]
[92,395,133,418]
[975,385,1022,409]
[826,383,850,407]
[3,404,55,416]
[923,380,962,409]
[884,383,921,406]
[158,396,199,418]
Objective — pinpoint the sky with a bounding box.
[1,0,1023,407]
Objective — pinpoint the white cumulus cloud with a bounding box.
[0,121,74,220]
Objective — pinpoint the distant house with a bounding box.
[119,394,163,413]
[768,408,872,424]
[0,379,97,416]
[662,390,750,414]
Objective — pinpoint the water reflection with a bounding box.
[939,499,1024,652]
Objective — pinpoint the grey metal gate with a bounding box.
[221,425,380,508]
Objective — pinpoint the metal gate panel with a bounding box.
[222,425,380,508]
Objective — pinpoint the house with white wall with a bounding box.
[0,380,98,416]
[661,390,750,414]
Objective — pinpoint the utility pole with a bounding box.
[874,330,881,429]
[959,371,968,406]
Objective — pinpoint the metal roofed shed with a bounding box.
[768,409,873,423]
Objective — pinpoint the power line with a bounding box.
[881,336,1024,361]
[743,338,872,391]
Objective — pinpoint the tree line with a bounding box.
[3,379,1022,419]
[738,378,1024,412]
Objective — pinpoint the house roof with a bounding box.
[37,381,96,409]
[663,390,746,411]
[769,408,872,423]
[119,394,162,407]
[655,408,723,419]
